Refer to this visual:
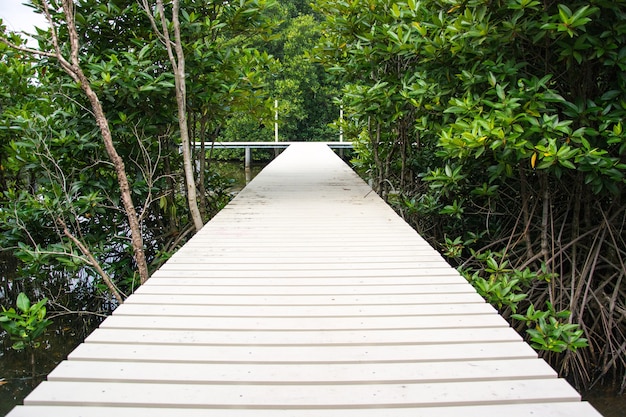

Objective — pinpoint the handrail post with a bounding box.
[245,146,251,183]
[339,105,344,142]
[274,99,279,142]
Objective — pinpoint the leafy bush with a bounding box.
[316,0,626,390]
[1,293,52,351]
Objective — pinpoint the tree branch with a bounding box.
[57,218,124,304]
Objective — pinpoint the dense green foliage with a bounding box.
[219,2,341,142]
[315,0,625,391]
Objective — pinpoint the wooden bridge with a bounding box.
[193,141,353,174]
[8,143,602,416]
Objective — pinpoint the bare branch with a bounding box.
[0,37,56,58]
[41,0,79,82]
[130,123,171,222]
[57,218,124,304]
[49,309,108,319]
[138,0,169,47]
[155,0,179,74]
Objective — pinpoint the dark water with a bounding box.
[0,315,102,416]
[583,389,626,417]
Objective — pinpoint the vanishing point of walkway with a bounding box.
[8,143,601,416]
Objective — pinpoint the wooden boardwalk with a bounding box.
[8,143,602,416]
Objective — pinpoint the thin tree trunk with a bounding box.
[162,137,178,230]
[540,172,551,267]
[76,74,150,284]
[370,118,384,194]
[399,119,407,189]
[149,0,204,233]
[519,165,535,260]
[197,115,208,219]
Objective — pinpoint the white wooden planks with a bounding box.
[6,403,603,417]
[18,379,582,408]
[48,358,557,384]
[66,341,540,363]
[7,143,602,416]
[98,314,510,330]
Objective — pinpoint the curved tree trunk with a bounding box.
[75,78,150,285]
[61,0,149,285]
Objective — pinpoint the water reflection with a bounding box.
[583,388,626,417]
[0,315,102,415]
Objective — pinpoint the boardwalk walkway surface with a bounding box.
[8,143,602,416]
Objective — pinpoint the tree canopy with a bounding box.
[314,0,626,391]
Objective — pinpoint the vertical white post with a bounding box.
[244,146,251,170]
[339,105,344,142]
[274,99,279,142]
[244,146,251,183]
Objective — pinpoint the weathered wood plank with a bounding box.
[111,302,497,317]
[144,268,467,278]
[165,241,438,248]
[70,341,539,363]
[155,264,464,273]
[122,292,488,305]
[170,249,439,258]
[84,327,522,345]
[71,341,540,363]
[23,379,581,408]
[6,402,605,417]
[167,253,448,260]
[144,275,469,286]
[133,283,475,295]
[99,313,509,331]
[49,358,556,384]
[157,263,456,271]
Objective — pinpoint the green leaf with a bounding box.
[16,293,30,313]
[601,90,621,101]
[391,3,401,18]
[558,4,573,21]
[12,341,26,351]
[496,84,505,101]
[613,122,623,135]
